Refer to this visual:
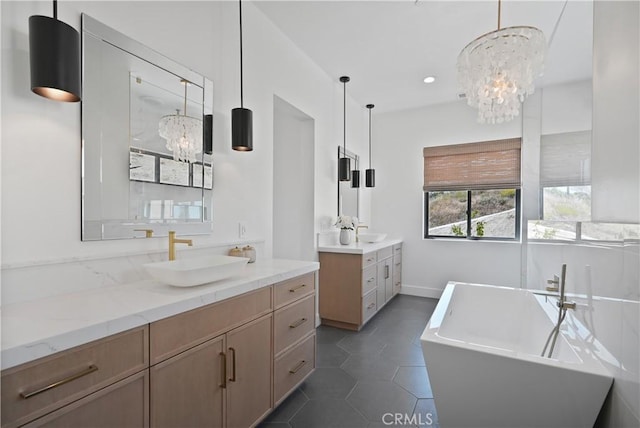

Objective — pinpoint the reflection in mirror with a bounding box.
[338,146,359,219]
[81,14,213,240]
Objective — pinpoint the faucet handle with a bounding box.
[546,275,559,292]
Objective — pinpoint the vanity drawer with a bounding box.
[274,273,315,309]
[1,326,148,428]
[362,289,377,323]
[361,252,377,268]
[362,265,377,295]
[274,333,315,405]
[377,246,393,260]
[393,253,402,266]
[274,294,315,355]
[393,244,402,255]
[150,287,272,364]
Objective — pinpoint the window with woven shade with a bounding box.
[423,138,521,240]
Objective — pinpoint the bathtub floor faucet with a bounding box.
[541,263,576,358]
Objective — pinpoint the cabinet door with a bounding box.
[150,336,225,428]
[24,371,148,428]
[376,262,386,309]
[226,314,273,428]
[385,259,394,302]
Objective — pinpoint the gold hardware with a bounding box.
[219,352,227,389]
[289,283,306,293]
[168,230,193,261]
[289,360,307,374]
[20,365,98,399]
[229,347,237,382]
[289,318,307,329]
[367,303,375,310]
[355,225,368,242]
[134,229,154,238]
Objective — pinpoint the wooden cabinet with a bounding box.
[150,288,273,428]
[319,242,402,331]
[2,272,316,428]
[1,326,149,428]
[273,276,316,406]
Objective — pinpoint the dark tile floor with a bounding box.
[260,295,440,428]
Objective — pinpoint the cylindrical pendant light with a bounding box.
[29,0,81,102]
[365,104,376,187]
[351,169,360,188]
[232,0,253,151]
[338,76,351,181]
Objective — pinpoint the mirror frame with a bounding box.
[81,14,213,240]
[337,146,359,218]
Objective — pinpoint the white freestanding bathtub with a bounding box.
[421,281,613,428]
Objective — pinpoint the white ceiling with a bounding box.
[254,0,593,113]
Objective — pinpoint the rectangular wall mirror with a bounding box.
[81,14,213,240]
[337,146,359,219]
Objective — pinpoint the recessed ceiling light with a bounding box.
[423,76,436,84]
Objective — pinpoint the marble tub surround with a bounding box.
[1,257,316,370]
[317,237,402,254]
[1,239,265,306]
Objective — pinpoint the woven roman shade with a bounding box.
[540,131,591,187]
[423,138,522,191]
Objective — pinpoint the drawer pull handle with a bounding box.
[385,265,390,279]
[289,318,308,329]
[367,277,375,283]
[20,365,98,399]
[229,347,237,382]
[395,263,401,267]
[367,258,375,263]
[367,303,375,310]
[289,284,306,293]
[289,360,307,374]
[219,352,227,389]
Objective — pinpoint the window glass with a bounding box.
[470,189,517,238]
[427,191,467,237]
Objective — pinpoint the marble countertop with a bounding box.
[317,238,403,254]
[1,258,319,370]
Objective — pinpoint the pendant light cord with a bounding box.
[239,0,244,109]
[183,81,187,116]
[53,0,57,20]
[497,0,501,30]
[368,108,372,168]
[343,80,346,155]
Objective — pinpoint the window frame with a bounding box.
[424,189,521,241]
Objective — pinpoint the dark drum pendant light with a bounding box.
[29,0,81,102]
[365,104,376,188]
[232,0,253,151]
[351,169,360,188]
[338,76,351,181]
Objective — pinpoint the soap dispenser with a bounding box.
[242,245,256,263]
[228,246,244,258]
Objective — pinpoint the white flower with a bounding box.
[334,215,358,230]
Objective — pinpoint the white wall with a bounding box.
[1,1,368,272]
[372,100,522,297]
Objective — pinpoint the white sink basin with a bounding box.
[358,232,387,243]
[144,255,250,287]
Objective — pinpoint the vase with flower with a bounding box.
[335,215,357,245]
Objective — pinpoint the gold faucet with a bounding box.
[355,225,368,242]
[168,231,192,261]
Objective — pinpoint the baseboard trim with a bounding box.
[399,284,443,299]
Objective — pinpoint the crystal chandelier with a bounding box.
[457,0,546,124]
[159,79,202,163]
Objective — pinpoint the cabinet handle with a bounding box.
[367,257,375,263]
[20,365,98,399]
[367,303,376,310]
[367,277,375,283]
[228,347,237,382]
[219,352,227,389]
[395,263,401,267]
[385,265,389,279]
[289,284,306,293]
[289,360,307,374]
[289,318,307,329]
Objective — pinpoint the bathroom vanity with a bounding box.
[318,239,402,330]
[1,259,318,428]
